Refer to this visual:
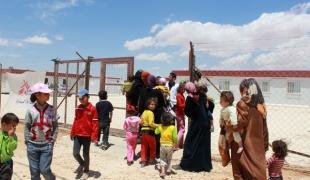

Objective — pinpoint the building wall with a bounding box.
[177,76,310,106]
[45,76,122,95]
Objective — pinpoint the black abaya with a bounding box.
[180,94,213,172]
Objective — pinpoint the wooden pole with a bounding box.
[64,63,69,127]
[52,59,59,110]
[189,41,195,82]
[100,62,106,91]
[75,62,79,108]
[85,57,91,90]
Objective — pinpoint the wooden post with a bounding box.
[52,59,59,110]
[85,56,92,90]
[64,63,69,127]
[189,41,195,82]
[75,62,79,108]
[100,62,106,91]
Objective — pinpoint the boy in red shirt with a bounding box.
[71,88,98,179]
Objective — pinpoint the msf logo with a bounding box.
[19,80,30,96]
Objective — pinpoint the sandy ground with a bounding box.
[11,124,310,180]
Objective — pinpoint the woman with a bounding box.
[180,82,212,172]
[226,78,268,180]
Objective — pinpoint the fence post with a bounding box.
[52,59,59,111]
[189,41,195,82]
[75,62,79,108]
[64,63,69,127]
[100,62,106,91]
[85,56,92,90]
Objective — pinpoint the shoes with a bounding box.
[74,164,84,173]
[127,161,133,166]
[166,168,177,175]
[140,162,146,168]
[148,160,157,165]
[94,142,102,147]
[159,172,166,179]
[101,143,109,150]
[80,173,88,180]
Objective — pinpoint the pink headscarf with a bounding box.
[185,82,199,102]
[185,82,197,94]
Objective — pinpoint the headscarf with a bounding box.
[185,82,199,102]
[239,78,265,107]
[141,71,150,80]
[126,70,144,106]
[184,82,197,94]
[195,78,208,93]
[147,75,156,88]
[239,78,269,152]
[158,77,167,85]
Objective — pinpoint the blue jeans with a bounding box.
[27,142,55,180]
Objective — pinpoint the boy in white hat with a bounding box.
[24,82,59,180]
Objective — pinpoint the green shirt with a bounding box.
[155,125,177,145]
[0,131,17,163]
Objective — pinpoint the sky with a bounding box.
[1,0,310,77]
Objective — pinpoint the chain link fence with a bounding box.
[182,42,310,168]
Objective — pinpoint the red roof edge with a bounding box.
[172,70,310,78]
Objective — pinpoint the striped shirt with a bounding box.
[267,154,285,178]
[24,103,59,144]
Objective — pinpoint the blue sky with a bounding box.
[1,0,310,77]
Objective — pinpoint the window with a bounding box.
[219,80,230,91]
[287,81,301,94]
[261,81,270,93]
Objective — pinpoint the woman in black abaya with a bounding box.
[180,81,213,172]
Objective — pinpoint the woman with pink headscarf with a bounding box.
[180,82,213,172]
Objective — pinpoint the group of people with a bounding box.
[122,69,288,180]
[0,70,289,180]
[122,70,214,177]
[217,79,288,180]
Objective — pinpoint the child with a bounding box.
[96,90,114,150]
[219,91,243,153]
[195,79,215,133]
[154,77,170,99]
[71,88,98,179]
[24,82,59,180]
[0,113,19,179]
[175,82,185,149]
[122,75,134,96]
[140,98,159,167]
[266,140,287,180]
[123,105,140,166]
[155,112,177,178]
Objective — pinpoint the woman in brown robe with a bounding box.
[226,78,269,180]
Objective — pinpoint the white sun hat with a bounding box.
[30,82,53,94]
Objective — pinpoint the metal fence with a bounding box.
[186,41,310,168]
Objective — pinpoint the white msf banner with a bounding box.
[1,71,46,117]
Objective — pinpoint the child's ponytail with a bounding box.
[30,93,37,103]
